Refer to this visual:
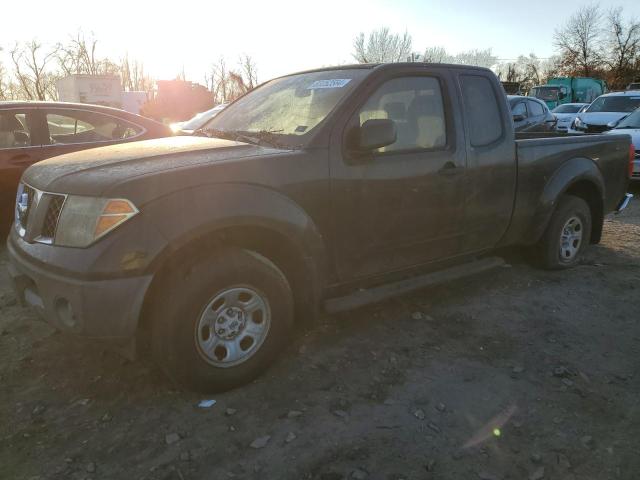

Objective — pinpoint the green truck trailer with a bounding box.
[529,77,607,109]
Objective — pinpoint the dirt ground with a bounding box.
[1,186,639,480]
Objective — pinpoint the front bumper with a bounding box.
[7,238,152,340]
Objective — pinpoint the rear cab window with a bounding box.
[460,75,504,147]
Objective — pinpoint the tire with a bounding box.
[531,194,592,270]
[150,248,294,392]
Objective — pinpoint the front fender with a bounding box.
[142,182,327,280]
[529,157,604,242]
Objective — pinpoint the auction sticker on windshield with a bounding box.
[308,79,351,89]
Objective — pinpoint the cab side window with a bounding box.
[357,76,447,153]
[460,75,504,147]
[0,111,33,149]
[45,110,143,145]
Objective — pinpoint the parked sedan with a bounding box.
[605,107,640,181]
[508,95,557,132]
[551,103,589,132]
[0,101,172,234]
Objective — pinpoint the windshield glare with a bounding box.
[615,108,640,129]
[587,96,640,113]
[204,69,369,146]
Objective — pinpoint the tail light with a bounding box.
[630,144,636,177]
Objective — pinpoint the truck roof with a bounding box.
[282,62,494,77]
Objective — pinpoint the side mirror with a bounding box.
[354,119,397,151]
[513,114,526,122]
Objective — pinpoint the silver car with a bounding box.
[551,103,589,133]
[573,91,640,134]
[605,107,640,181]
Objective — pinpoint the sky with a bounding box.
[2,0,640,84]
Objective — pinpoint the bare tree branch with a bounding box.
[353,27,413,63]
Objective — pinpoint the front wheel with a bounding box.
[530,194,592,270]
[150,248,294,392]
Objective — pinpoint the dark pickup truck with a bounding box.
[7,63,633,392]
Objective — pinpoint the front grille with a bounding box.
[17,184,37,231]
[15,184,67,244]
[40,194,66,240]
[585,124,608,134]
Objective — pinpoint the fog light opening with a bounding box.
[54,297,77,328]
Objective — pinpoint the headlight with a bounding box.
[573,117,585,129]
[55,196,138,247]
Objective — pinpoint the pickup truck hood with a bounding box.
[578,112,629,126]
[23,136,280,195]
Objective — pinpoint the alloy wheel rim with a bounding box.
[195,286,271,367]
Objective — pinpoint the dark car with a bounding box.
[7,64,632,392]
[0,101,172,233]
[508,95,557,132]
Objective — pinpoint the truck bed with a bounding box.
[501,132,631,246]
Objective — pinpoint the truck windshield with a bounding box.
[531,87,560,101]
[203,69,370,148]
[587,96,640,113]
[614,108,640,129]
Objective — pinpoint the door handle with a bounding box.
[438,161,459,176]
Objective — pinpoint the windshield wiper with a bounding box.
[194,128,290,149]
[196,128,298,149]
[615,125,638,129]
[194,127,236,140]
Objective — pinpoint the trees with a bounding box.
[205,55,259,104]
[55,32,119,77]
[353,27,413,63]
[420,47,498,69]
[495,54,561,91]
[2,33,156,101]
[605,7,640,88]
[552,5,640,88]
[554,5,604,77]
[10,41,57,100]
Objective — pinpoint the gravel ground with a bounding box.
[1,185,639,480]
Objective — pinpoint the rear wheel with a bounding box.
[151,248,294,392]
[531,194,592,270]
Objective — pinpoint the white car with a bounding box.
[572,91,640,134]
[170,103,228,135]
[605,107,640,181]
[551,103,589,133]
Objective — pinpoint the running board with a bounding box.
[324,257,505,314]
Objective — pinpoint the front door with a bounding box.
[0,108,47,234]
[330,72,467,280]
